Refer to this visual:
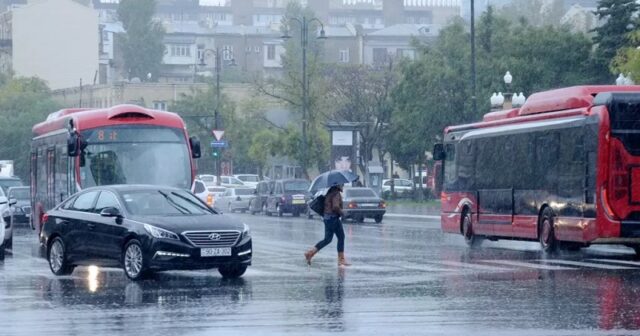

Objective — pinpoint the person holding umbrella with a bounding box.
[305,170,358,267]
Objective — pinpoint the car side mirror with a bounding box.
[190,136,201,159]
[433,143,445,161]
[100,207,122,218]
[8,198,17,206]
[0,196,7,204]
[68,133,79,157]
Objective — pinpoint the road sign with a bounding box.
[211,140,228,148]
[212,130,225,141]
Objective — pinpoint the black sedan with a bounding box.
[342,187,386,223]
[40,185,252,280]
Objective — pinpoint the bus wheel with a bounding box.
[539,208,558,253]
[462,211,481,248]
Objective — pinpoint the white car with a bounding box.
[196,174,217,187]
[0,191,10,259]
[234,174,260,188]
[220,188,255,213]
[196,175,246,188]
[382,178,414,195]
[192,179,214,207]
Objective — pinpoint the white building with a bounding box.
[1,0,99,90]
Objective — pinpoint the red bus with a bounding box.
[434,85,640,254]
[30,104,201,231]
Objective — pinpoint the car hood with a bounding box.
[128,214,244,233]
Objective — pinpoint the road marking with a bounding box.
[537,259,634,270]
[432,260,514,272]
[482,260,575,270]
[587,259,640,267]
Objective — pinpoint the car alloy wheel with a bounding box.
[123,240,145,280]
[48,237,74,275]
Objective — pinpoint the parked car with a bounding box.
[7,186,30,227]
[382,178,413,197]
[342,187,386,223]
[248,181,273,215]
[196,174,217,187]
[234,174,260,188]
[265,179,311,217]
[192,179,214,208]
[41,185,252,280]
[0,188,14,251]
[0,176,22,194]
[208,186,227,199]
[220,188,255,213]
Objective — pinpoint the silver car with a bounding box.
[220,188,255,213]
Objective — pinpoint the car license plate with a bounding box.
[200,248,232,257]
[362,203,377,207]
[292,199,305,205]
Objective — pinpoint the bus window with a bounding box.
[443,143,457,190]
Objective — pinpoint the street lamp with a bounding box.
[281,15,327,176]
[199,47,237,185]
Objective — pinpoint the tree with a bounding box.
[117,0,165,81]
[0,77,59,179]
[324,63,398,184]
[253,2,328,178]
[498,0,565,27]
[592,0,639,80]
[611,31,640,82]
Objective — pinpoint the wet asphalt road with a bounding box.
[2,214,640,336]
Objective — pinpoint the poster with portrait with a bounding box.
[332,131,354,172]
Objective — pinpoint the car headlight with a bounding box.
[242,223,251,239]
[143,224,179,240]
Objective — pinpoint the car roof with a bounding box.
[80,184,186,193]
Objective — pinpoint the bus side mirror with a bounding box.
[68,133,79,157]
[433,143,445,161]
[190,136,201,159]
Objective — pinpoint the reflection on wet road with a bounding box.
[2,214,640,335]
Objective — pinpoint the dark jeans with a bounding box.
[315,215,345,253]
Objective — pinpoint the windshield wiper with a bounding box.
[170,192,211,213]
[158,191,190,214]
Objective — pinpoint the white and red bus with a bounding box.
[30,104,201,231]
[434,85,640,253]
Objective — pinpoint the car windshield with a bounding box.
[284,181,310,192]
[8,188,29,200]
[200,176,215,183]
[121,189,213,216]
[80,125,192,189]
[346,189,377,198]
[234,188,254,196]
[238,175,259,182]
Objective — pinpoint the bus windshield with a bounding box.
[79,125,191,189]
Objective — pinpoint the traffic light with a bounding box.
[212,149,220,159]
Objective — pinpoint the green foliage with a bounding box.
[0,77,60,179]
[592,0,640,80]
[389,10,600,168]
[498,0,565,27]
[612,31,640,82]
[117,0,165,81]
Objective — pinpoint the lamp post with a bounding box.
[281,16,327,177]
[490,71,526,111]
[199,48,237,185]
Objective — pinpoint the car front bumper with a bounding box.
[144,237,252,271]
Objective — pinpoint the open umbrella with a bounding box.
[310,170,359,193]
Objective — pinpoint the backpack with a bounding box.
[308,194,325,216]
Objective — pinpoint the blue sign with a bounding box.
[211,140,228,148]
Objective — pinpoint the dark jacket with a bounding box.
[323,187,343,217]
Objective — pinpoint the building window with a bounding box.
[223,45,233,61]
[267,45,276,60]
[170,44,191,57]
[153,101,167,111]
[373,48,388,64]
[339,49,350,63]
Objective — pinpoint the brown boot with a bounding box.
[338,252,351,267]
[304,247,318,265]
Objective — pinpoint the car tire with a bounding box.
[123,239,149,281]
[293,211,300,217]
[277,204,283,217]
[48,237,74,276]
[5,234,12,250]
[0,241,4,260]
[539,208,558,254]
[355,216,364,223]
[228,203,234,213]
[374,215,383,223]
[249,201,256,215]
[218,264,247,278]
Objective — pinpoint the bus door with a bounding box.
[478,189,514,237]
[46,147,56,210]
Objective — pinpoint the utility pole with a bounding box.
[470,0,477,116]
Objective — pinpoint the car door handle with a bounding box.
[87,223,96,230]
